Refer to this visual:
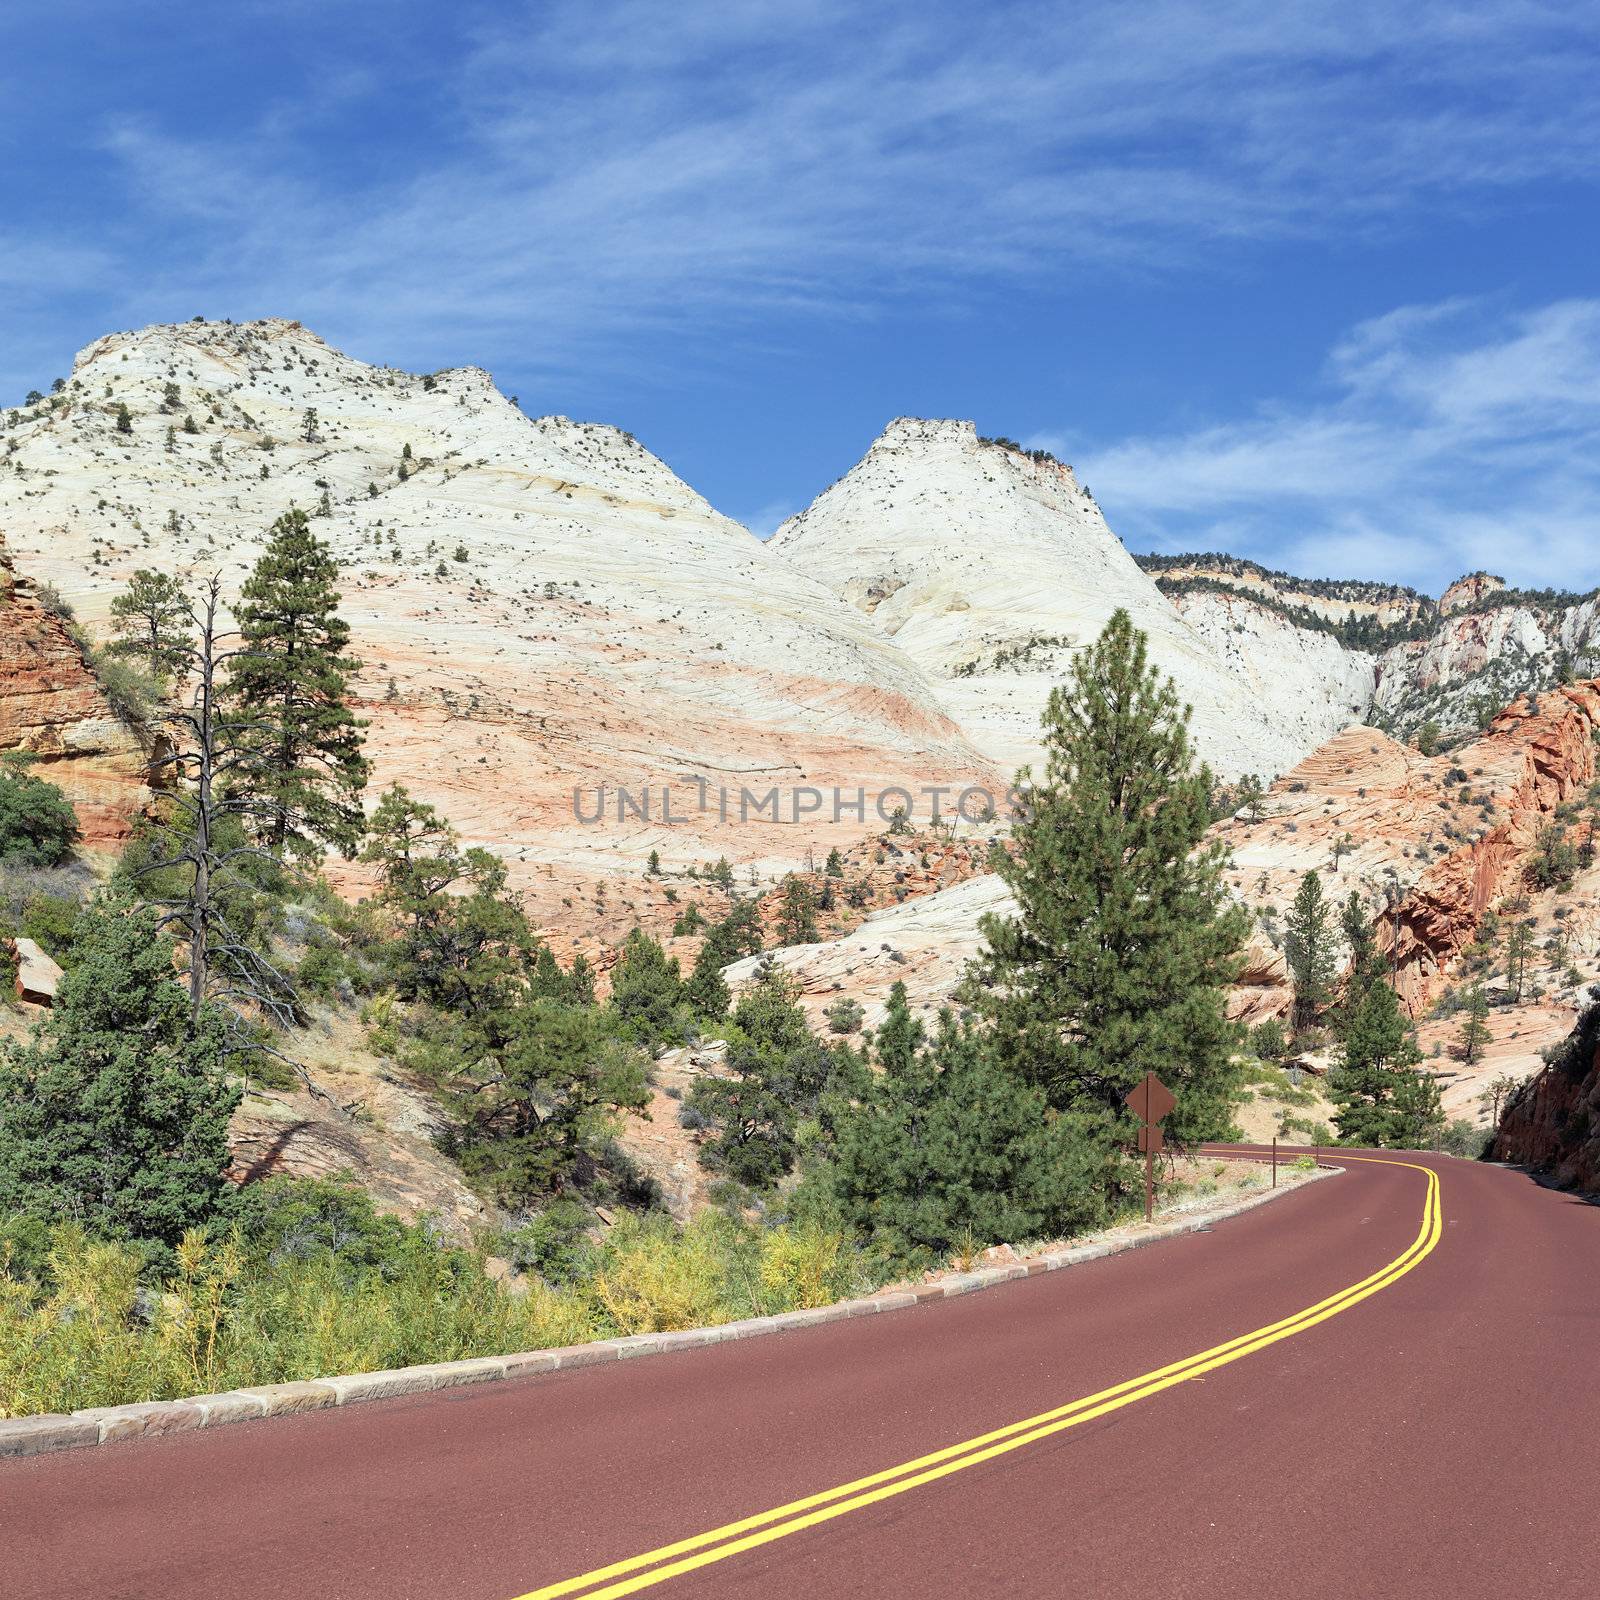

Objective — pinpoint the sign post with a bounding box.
[1123,1072,1176,1223]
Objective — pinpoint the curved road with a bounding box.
[7,1153,1598,1598]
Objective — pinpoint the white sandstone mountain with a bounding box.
[769,418,1340,780]
[0,321,997,901]
[1150,558,1600,743]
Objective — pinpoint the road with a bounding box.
[7,1153,1598,1599]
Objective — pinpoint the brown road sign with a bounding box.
[1124,1072,1176,1127]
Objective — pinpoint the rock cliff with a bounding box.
[1146,553,1600,746]
[0,543,149,849]
[1214,682,1600,1015]
[1492,990,1600,1193]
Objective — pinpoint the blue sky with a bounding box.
[3,0,1598,594]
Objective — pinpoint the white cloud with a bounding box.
[12,0,1596,382]
[1065,298,1600,593]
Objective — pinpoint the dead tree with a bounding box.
[134,577,329,1100]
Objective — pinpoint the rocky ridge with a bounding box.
[770,419,1314,782]
[1149,554,1600,745]
[0,322,998,916]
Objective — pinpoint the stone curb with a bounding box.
[0,1165,1335,1462]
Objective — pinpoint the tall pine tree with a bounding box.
[968,609,1248,1148]
[227,508,369,859]
[1283,869,1337,1033]
[1328,893,1437,1146]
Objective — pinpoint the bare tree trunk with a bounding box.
[186,579,222,1027]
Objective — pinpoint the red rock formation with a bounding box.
[0,543,149,849]
[1228,934,1292,1026]
[1438,572,1505,615]
[1492,991,1600,1193]
[1385,683,1600,1012]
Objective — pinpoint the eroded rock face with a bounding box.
[0,544,148,849]
[725,872,1015,1033]
[770,419,1310,782]
[1161,588,1376,762]
[1493,991,1600,1193]
[1,323,998,913]
[1213,684,1600,1016]
[227,1088,491,1242]
[1438,573,1505,615]
[1371,596,1600,735]
[1145,555,1600,746]
[1386,684,1599,1012]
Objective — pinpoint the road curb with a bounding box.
[0,1163,1336,1462]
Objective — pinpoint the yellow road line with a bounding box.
[515,1156,1440,1600]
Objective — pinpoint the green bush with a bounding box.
[803,989,1114,1268]
[1438,1118,1492,1159]
[0,904,240,1249]
[18,893,86,963]
[87,648,161,724]
[0,1207,882,1418]
[0,763,79,868]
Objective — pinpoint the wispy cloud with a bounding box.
[12,0,1598,383]
[1063,298,1600,593]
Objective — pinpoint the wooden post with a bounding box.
[1144,1147,1154,1223]
[1272,1136,1277,1187]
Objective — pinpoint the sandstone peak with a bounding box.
[1439,571,1506,614]
[772,417,1307,780]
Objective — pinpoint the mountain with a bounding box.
[769,419,1338,781]
[1143,555,1600,744]
[0,321,997,913]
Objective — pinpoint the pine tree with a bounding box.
[1530,824,1577,889]
[1504,920,1534,1002]
[1234,772,1265,824]
[814,986,1107,1262]
[1328,894,1427,1145]
[226,508,369,859]
[825,847,844,878]
[115,402,133,434]
[0,758,80,866]
[1391,1065,1444,1149]
[1457,983,1492,1065]
[609,929,683,1049]
[0,904,239,1245]
[1283,870,1337,1033]
[687,966,854,1190]
[776,875,819,944]
[968,609,1247,1148]
[684,932,732,1021]
[107,568,191,684]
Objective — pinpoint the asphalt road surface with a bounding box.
[8,1152,1597,1599]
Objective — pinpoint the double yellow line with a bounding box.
[515,1157,1441,1600]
